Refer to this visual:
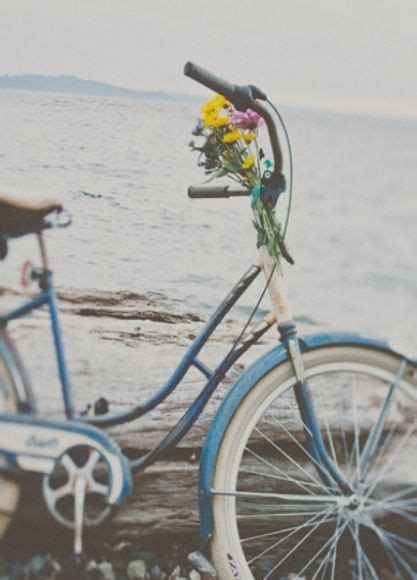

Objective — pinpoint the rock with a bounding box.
[127,559,147,579]
[149,565,162,579]
[186,553,216,578]
[168,565,180,579]
[86,560,98,570]
[24,554,61,579]
[97,561,116,580]
[188,571,201,580]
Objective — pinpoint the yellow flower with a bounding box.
[243,132,257,142]
[241,155,255,170]
[211,115,229,127]
[202,111,230,129]
[201,93,229,117]
[223,129,242,143]
[202,113,217,128]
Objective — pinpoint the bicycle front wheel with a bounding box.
[210,345,417,579]
[0,330,34,542]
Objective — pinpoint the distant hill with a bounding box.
[0,74,196,102]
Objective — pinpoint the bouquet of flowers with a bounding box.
[189,94,293,271]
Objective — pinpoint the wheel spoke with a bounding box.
[371,521,416,577]
[239,467,324,491]
[383,529,417,557]
[244,446,324,496]
[254,427,330,493]
[241,515,339,543]
[348,524,379,580]
[352,375,362,483]
[387,497,417,509]
[365,419,416,499]
[270,418,341,492]
[296,518,349,578]
[382,484,417,504]
[317,383,340,470]
[262,507,337,578]
[311,514,343,579]
[361,417,399,487]
[356,359,406,482]
[247,510,329,565]
[212,489,343,504]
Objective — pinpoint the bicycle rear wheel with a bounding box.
[0,330,34,541]
[210,345,417,579]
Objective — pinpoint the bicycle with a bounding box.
[0,62,416,579]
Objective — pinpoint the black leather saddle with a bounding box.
[0,192,63,259]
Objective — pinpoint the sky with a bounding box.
[1,0,416,118]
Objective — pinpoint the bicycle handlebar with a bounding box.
[184,63,237,104]
[188,185,251,199]
[184,61,284,177]
[184,62,257,112]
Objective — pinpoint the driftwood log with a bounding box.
[1,286,414,558]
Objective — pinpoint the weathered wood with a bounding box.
[0,286,272,450]
[2,286,416,553]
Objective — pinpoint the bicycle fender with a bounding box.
[198,331,415,547]
[0,413,132,506]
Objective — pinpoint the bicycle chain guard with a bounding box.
[0,413,132,530]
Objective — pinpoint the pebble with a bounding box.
[24,555,61,580]
[97,561,117,580]
[127,559,147,579]
[2,550,216,579]
[187,553,216,578]
[149,565,162,579]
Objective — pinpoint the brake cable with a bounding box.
[223,264,276,360]
[267,99,294,240]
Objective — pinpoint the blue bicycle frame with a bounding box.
[0,239,353,493]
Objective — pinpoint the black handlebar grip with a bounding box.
[188,185,251,199]
[184,62,237,102]
[184,62,256,111]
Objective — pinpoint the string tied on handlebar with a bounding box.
[251,168,286,209]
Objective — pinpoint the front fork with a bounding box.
[259,246,353,495]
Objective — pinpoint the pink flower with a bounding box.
[230,109,263,130]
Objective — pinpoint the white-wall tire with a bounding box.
[210,345,417,579]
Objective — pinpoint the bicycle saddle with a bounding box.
[0,191,63,237]
[0,191,63,259]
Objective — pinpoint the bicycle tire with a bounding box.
[210,344,417,579]
[0,329,35,542]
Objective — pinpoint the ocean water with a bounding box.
[1,90,416,353]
